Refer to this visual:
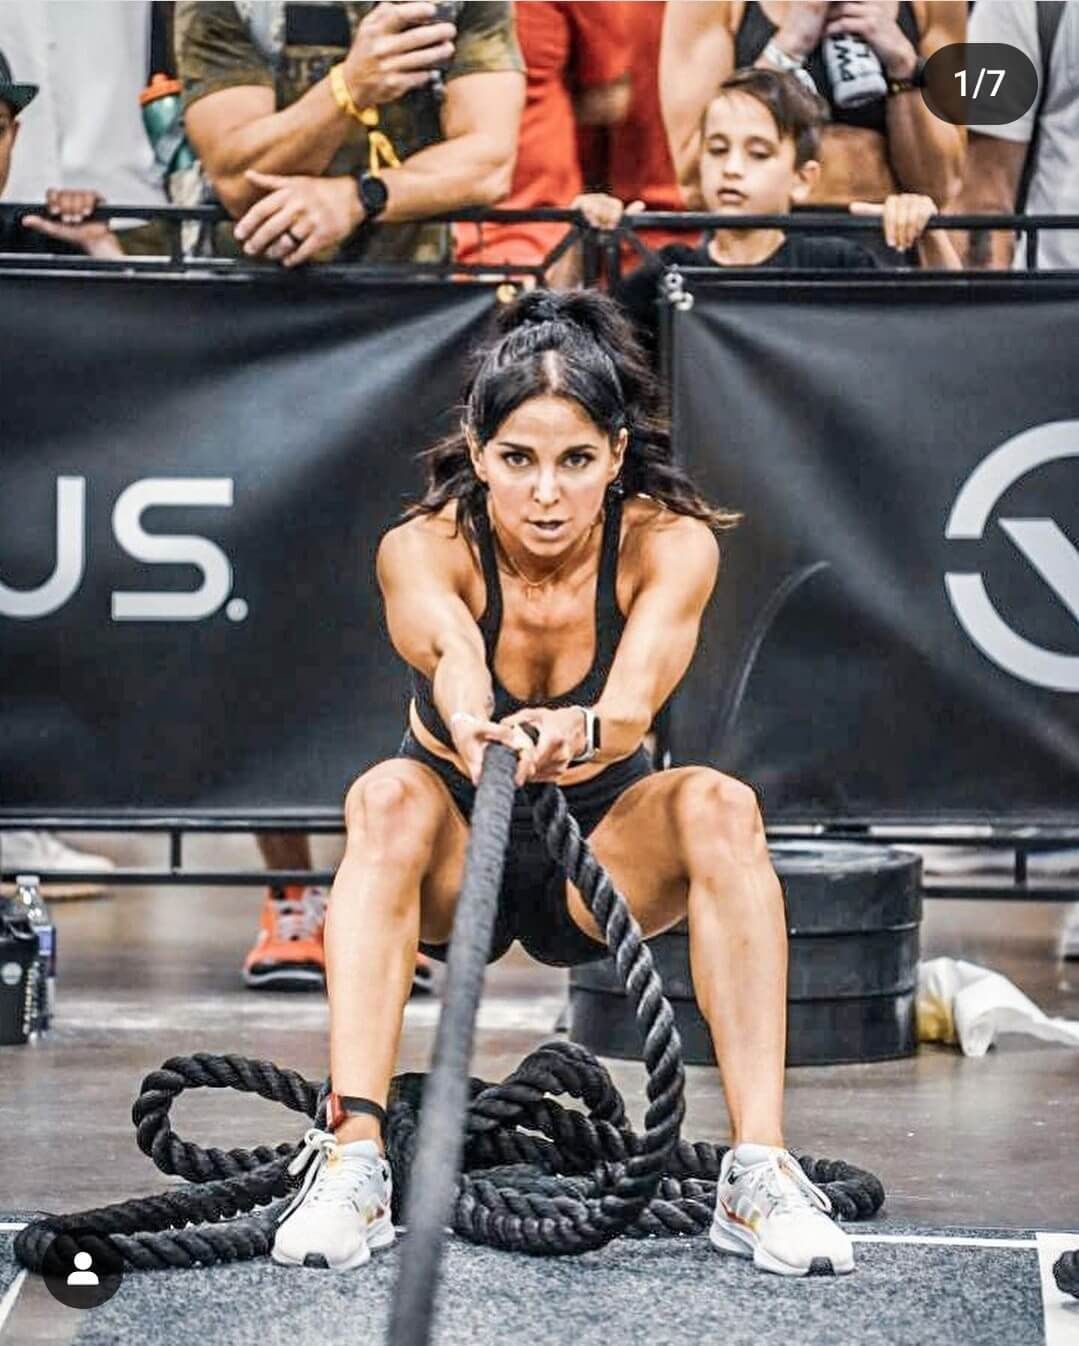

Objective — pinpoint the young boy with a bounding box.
[0,48,122,259]
[591,67,958,338]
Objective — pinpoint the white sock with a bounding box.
[337,1138,381,1161]
[732,1142,786,1167]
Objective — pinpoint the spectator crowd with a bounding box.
[3,0,1079,980]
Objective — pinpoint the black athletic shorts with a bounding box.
[397,729,655,967]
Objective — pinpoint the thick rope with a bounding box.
[15,762,886,1280]
[1056,1251,1079,1300]
[390,741,520,1346]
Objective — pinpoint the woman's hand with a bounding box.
[825,1,918,80]
[449,712,539,788]
[570,193,644,232]
[500,707,589,783]
[234,170,365,266]
[850,193,937,251]
[772,0,830,61]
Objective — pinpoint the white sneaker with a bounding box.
[917,846,1016,878]
[710,1144,855,1277]
[272,1130,394,1270]
[1032,849,1079,879]
[1059,904,1079,961]
[0,831,114,898]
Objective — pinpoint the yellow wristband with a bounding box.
[330,62,379,128]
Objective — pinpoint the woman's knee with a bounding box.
[343,767,439,865]
[676,769,766,868]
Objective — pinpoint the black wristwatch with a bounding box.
[356,171,389,222]
[887,56,926,96]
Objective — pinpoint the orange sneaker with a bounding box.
[243,885,327,991]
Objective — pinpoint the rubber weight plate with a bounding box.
[570,985,917,1067]
[568,840,922,1066]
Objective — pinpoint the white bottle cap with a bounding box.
[14,875,40,887]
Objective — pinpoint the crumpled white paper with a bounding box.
[916,956,1079,1057]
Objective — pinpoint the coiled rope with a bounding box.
[15,743,887,1297]
[1056,1251,1079,1300]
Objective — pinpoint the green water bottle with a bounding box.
[140,73,196,176]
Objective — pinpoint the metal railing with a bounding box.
[2,205,1076,893]
[4,202,1079,277]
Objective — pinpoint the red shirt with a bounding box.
[455,1,629,267]
[593,2,698,270]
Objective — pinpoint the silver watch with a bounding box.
[762,39,818,94]
[568,706,601,766]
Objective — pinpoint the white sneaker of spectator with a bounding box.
[916,846,1017,878]
[0,830,114,898]
[919,845,1079,880]
[1031,848,1079,878]
[1059,904,1079,962]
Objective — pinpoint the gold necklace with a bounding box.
[490,513,600,601]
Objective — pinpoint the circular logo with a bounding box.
[921,43,1039,126]
[0,962,21,987]
[945,422,1079,691]
[40,1228,124,1310]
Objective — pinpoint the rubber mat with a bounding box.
[0,1217,1059,1346]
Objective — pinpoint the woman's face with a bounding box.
[698,92,817,216]
[471,394,626,555]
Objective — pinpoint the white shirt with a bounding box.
[968,0,1079,269]
[0,0,166,210]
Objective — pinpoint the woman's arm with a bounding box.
[377,522,493,724]
[593,513,720,763]
[659,2,736,210]
[948,134,1027,269]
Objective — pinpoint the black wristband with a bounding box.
[326,1091,387,1135]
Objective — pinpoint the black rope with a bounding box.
[1055,1250,1079,1300]
[14,755,886,1284]
[390,742,520,1346]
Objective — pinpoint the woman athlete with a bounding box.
[272,290,854,1279]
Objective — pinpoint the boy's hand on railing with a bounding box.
[570,194,645,233]
[850,194,937,252]
[22,189,124,259]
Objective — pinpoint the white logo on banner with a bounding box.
[945,421,1079,692]
[0,477,244,623]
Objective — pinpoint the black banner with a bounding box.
[667,278,1079,825]
[1,272,497,815]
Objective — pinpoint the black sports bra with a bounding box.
[733,1,921,136]
[410,492,626,748]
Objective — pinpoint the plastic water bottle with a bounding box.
[823,34,887,109]
[139,73,196,176]
[14,874,54,1033]
[0,897,38,1045]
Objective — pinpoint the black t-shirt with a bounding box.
[614,234,880,352]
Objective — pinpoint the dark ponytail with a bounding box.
[404,289,740,540]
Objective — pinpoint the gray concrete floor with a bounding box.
[2,831,1078,1232]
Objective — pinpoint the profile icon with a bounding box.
[41,1228,123,1309]
[66,1251,100,1287]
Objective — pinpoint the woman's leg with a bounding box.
[324,760,470,1148]
[565,766,787,1147]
